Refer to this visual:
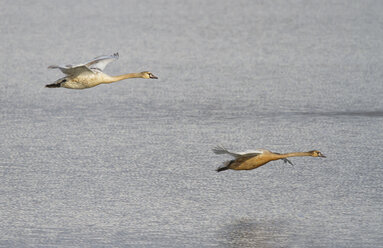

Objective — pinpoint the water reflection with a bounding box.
[218,218,290,248]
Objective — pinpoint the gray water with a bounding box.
[1,0,383,247]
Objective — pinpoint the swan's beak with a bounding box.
[319,153,326,158]
[150,74,158,79]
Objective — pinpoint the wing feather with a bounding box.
[212,145,262,158]
[48,64,94,77]
[47,52,119,76]
[85,52,119,71]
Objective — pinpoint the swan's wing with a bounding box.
[85,53,119,71]
[48,53,118,75]
[212,146,263,158]
[236,150,264,158]
[212,146,240,157]
[48,64,94,77]
[239,149,266,155]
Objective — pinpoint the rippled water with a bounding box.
[1,0,382,247]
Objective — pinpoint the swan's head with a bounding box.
[309,150,326,158]
[140,71,158,79]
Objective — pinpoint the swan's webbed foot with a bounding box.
[283,158,294,166]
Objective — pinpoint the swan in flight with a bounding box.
[45,53,158,89]
[213,146,326,172]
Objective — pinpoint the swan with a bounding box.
[45,53,158,89]
[213,146,326,172]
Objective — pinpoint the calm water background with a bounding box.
[1,0,382,247]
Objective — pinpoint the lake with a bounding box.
[0,0,382,247]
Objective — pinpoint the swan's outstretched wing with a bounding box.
[212,145,263,158]
[212,146,239,157]
[85,53,119,71]
[48,64,94,77]
[47,53,118,76]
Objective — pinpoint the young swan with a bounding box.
[213,146,326,172]
[45,53,158,89]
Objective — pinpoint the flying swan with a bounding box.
[213,146,326,172]
[46,53,157,89]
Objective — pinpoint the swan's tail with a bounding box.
[45,78,66,88]
[45,82,61,88]
[216,160,234,172]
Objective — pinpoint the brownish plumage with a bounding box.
[213,146,326,172]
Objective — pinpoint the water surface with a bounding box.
[1,1,382,247]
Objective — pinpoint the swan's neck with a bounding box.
[105,73,143,83]
[274,152,312,159]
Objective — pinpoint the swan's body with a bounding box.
[46,53,157,89]
[213,146,326,172]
